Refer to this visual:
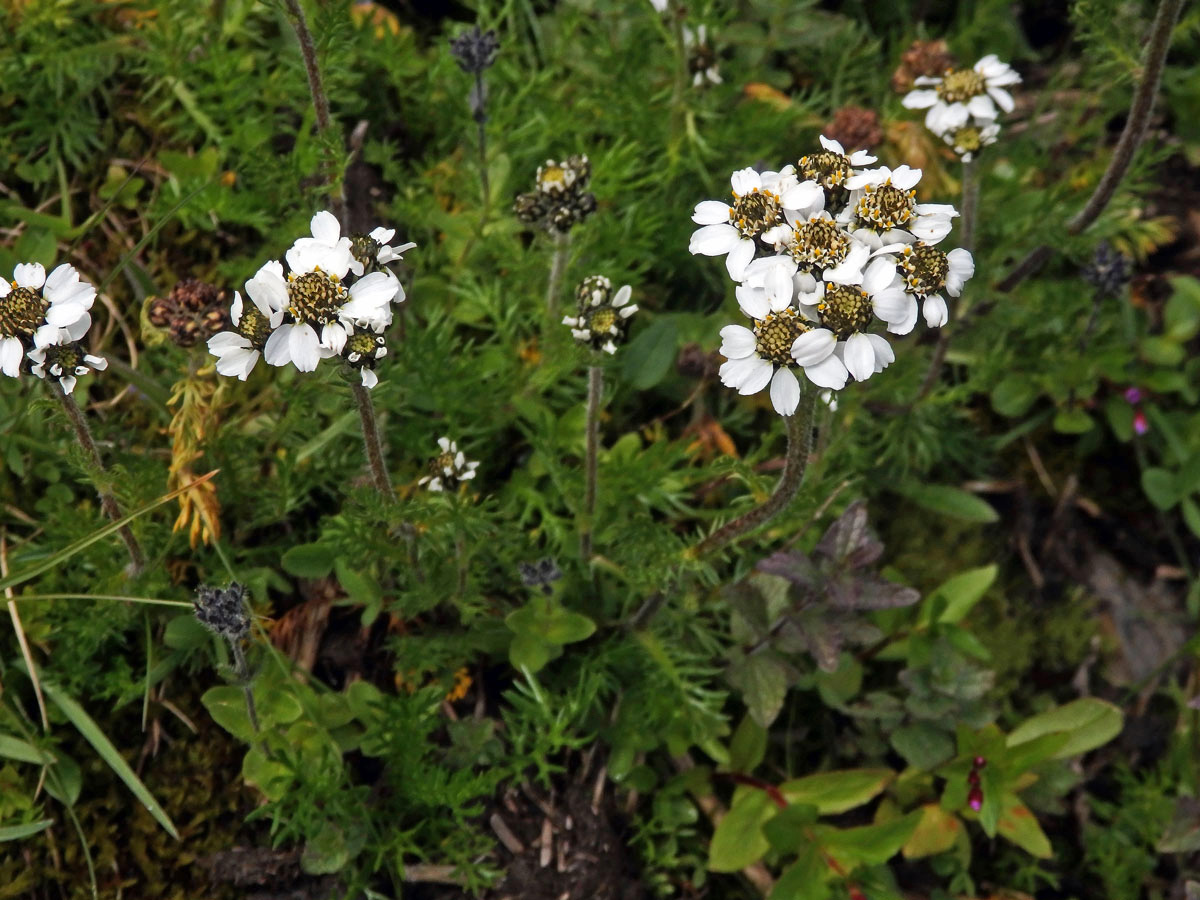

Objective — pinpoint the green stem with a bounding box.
[53,386,145,576]
[687,390,816,560]
[545,231,570,319]
[351,383,392,499]
[283,0,344,220]
[580,364,603,562]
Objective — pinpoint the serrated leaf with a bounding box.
[728,651,789,728]
[780,768,893,814]
[709,788,776,872]
[814,501,882,569]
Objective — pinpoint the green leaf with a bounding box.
[991,376,1039,417]
[1006,698,1123,758]
[763,803,819,854]
[40,680,179,839]
[1165,276,1200,341]
[726,714,768,773]
[996,795,1052,858]
[242,746,292,801]
[201,685,257,742]
[163,614,209,651]
[281,543,337,578]
[620,317,679,389]
[44,753,81,806]
[1183,497,1200,541]
[815,810,921,866]
[1141,336,1186,366]
[923,565,997,624]
[770,843,830,900]
[728,652,789,728]
[0,735,52,765]
[895,482,998,523]
[508,632,553,673]
[1141,468,1178,510]
[506,602,595,645]
[302,821,355,875]
[890,723,954,771]
[0,819,54,842]
[902,804,962,859]
[780,768,894,815]
[708,787,775,872]
[1053,407,1094,434]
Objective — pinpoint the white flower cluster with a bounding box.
[418,437,479,493]
[0,262,106,394]
[208,211,414,388]
[690,136,974,415]
[902,55,1020,162]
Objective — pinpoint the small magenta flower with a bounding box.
[966,755,986,811]
[1124,386,1142,404]
[1133,410,1149,435]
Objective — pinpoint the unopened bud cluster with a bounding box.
[514,155,597,234]
[562,275,637,354]
[148,278,232,348]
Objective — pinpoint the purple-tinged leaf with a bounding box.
[815,501,884,570]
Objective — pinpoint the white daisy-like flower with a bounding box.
[718,280,849,412]
[689,168,825,280]
[1,262,95,378]
[798,255,916,338]
[349,226,417,279]
[648,0,668,11]
[840,165,958,249]
[248,259,399,372]
[943,121,1001,163]
[563,277,637,354]
[340,329,389,389]
[901,55,1021,136]
[876,242,976,328]
[418,437,480,492]
[285,211,355,280]
[796,134,878,194]
[207,290,283,381]
[27,326,107,395]
[683,25,722,87]
[774,214,873,297]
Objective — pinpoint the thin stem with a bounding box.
[580,364,603,562]
[474,70,490,211]
[351,383,392,499]
[54,386,144,575]
[996,0,1183,293]
[230,642,262,737]
[687,390,817,560]
[283,0,345,220]
[913,158,978,404]
[545,231,570,319]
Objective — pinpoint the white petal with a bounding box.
[289,323,321,372]
[718,324,757,359]
[263,326,293,366]
[847,150,877,166]
[59,374,77,394]
[369,226,395,244]
[817,134,843,154]
[361,368,379,389]
[310,210,341,244]
[764,263,794,308]
[923,294,949,328]
[725,239,756,281]
[730,168,762,196]
[843,333,875,381]
[779,180,823,212]
[872,288,913,326]
[230,291,245,326]
[968,94,998,120]
[344,271,397,316]
[802,354,848,390]
[209,331,250,352]
[689,224,741,256]
[945,248,975,296]
[612,285,632,307]
[247,261,290,313]
[886,299,919,335]
[692,200,732,225]
[860,256,897,294]
[769,367,801,416]
[321,322,347,354]
[14,262,47,290]
[902,89,939,110]
[45,302,86,327]
[987,86,1014,113]
[735,285,770,320]
[825,242,871,285]
[924,104,955,136]
[0,337,22,377]
[890,166,922,191]
[865,334,895,372]
[910,215,954,245]
[719,355,772,394]
[791,328,836,366]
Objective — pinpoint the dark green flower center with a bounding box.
[0,286,48,338]
[937,69,986,103]
[790,218,850,271]
[855,184,915,231]
[344,332,387,367]
[287,270,346,327]
[950,126,983,154]
[799,150,850,188]
[432,453,456,477]
[819,284,873,338]
[903,245,949,295]
[753,308,809,366]
[237,305,272,348]
[730,188,783,239]
[588,307,617,336]
[350,234,382,273]
[42,342,85,376]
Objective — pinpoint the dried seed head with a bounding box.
[194,582,250,642]
[823,106,883,152]
[892,38,957,93]
[147,279,232,348]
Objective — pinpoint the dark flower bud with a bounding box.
[1082,242,1131,299]
[449,26,499,75]
[518,557,562,595]
[194,582,251,642]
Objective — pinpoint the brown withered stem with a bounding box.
[996,0,1183,293]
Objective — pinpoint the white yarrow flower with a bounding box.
[841,165,958,249]
[1,262,96,379]
[418,437,480,492]
[902,54,1021,137]
[27,326,107,395]
[208,290,282,381]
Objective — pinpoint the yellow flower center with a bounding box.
[753,307,810,365]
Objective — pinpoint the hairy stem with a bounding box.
[283,0,345,220]
[913,157,979,403]
[545,230,570,319]
[580,365,603,562]
[688,390,816,559]
[996,0,1183,293]
[352,383,392,499]
[54,387,144,575]
[474,70,490,212]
